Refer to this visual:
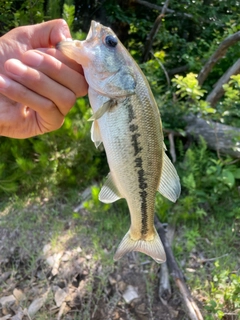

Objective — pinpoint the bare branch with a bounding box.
[133,0,193,19]
[155,217,204,320]
[151,51,170,87]
[206,58,240,106]
[142,0,171,62]
[168,132,176,163]
[198,31,240,86]
[167,64,190,76]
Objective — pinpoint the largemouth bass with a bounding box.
[57,21,181,263]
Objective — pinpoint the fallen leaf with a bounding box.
[43,243,51,255]
[13,289,26,302]
[46,252,63,276]
[27,289,50,317]
[61,251,71,262]
[0,295,16,307]
[10,308,24,320]
[54,287,67,307]
[0,271,11,284]
[0,315,11,320]
[122,285,139,303]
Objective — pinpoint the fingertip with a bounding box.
[58,19,72,41]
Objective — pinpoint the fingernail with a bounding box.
[0,75,10,88]
[5,59,28,76]
[23,51,44,67]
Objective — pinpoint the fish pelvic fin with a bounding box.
[99,173,122,203]
[113,227,166,264]
[91,120,102,148]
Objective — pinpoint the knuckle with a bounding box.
[59,90,76,114]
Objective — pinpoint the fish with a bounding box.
[57,21,181,263]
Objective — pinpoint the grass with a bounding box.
[0,185,240,319]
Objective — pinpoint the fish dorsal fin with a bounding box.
[99,173,122,203]
[88,100,113,121]
[158,152,181,202]
[91,121,102,148]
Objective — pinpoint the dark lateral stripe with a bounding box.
[128,103,149,236]
[128,103,136,123]
[131,133,142,156]
[129,124,138,132]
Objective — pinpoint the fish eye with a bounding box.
[105,35,118,48]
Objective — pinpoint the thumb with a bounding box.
[29,19,72,49]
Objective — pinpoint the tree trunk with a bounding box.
[184,114,240,158]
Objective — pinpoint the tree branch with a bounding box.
[206,58,240,106]
[155,217,204,320]
[142,0,171,62]
[167,64,190,77]
[198,31,240,86]
[133,0,193,19]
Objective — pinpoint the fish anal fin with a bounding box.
[99,173,122,203]
[91,120,102,148]
[158,152,181,202]
[113,227,166,264]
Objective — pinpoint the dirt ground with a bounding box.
[0,217,193,320]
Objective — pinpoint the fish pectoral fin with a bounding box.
[91,120,102,148]
[99,173,122,203]
[113,227,166,264]
[88,100,113,121]
[158,152,181,202]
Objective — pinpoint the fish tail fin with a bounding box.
[113,227,166,264]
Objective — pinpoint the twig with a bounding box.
[198,31,240,86]
[155,216,204,320]
[57,302,67,320]
[168,132,176,163]
[142,0,171,62]
[151,51,170,87]
[159,261,171,301]
[198,253,229,264]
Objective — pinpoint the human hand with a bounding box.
[0,19,88,138]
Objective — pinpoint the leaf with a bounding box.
[27,289,50,317]
[0,295,16,306]
[221,169,235,188]
[234,168,240,179]
[54,287,68,307]
[13,289,26,302]
[10,308,24,320]
[0,315,11,320]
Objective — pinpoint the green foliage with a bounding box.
[0,98,104,196]
[0,0,15,35]
[205,261,240,319]
[46,0,62,20]
[172,73,206,101]
[171,138,240,222]
[62,2,75,29]
[14,0,45,26]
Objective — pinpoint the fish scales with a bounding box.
[57,21,181,263]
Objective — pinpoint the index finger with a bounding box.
[37,47,84,75]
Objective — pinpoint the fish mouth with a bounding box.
[86,20,101,41]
